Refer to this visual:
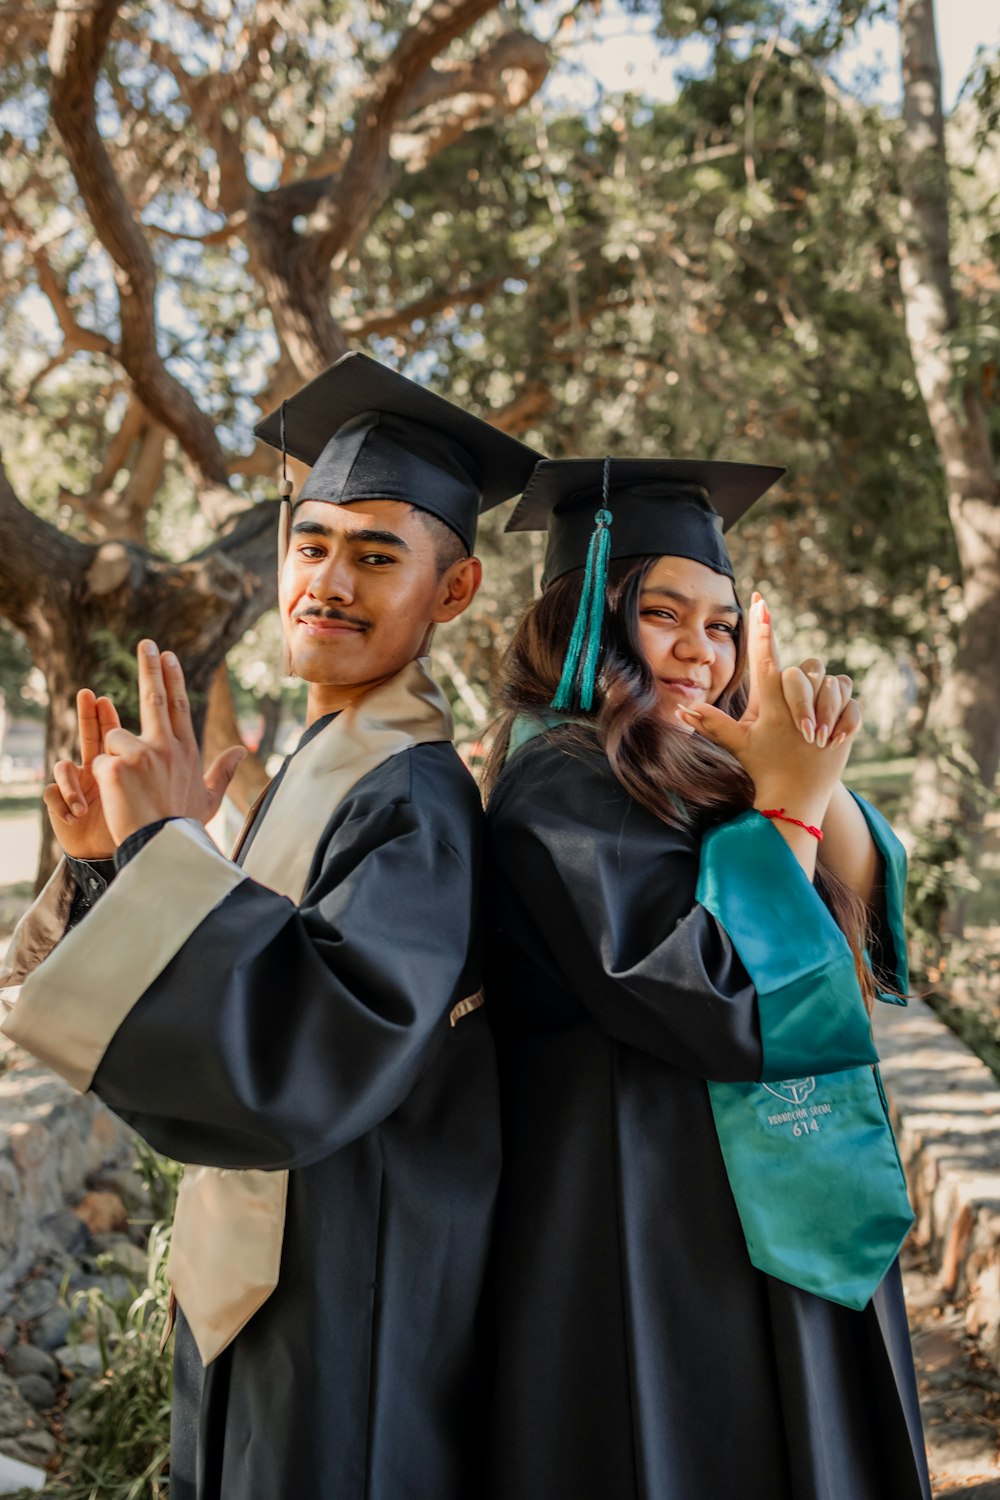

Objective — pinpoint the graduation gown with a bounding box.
[483,726,930,1500]
[1,671,498,1500]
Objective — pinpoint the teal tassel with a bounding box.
[551,507,613,712]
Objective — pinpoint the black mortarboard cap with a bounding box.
[255,351,544,553]
[507,457,785,586]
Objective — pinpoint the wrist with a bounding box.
[752,786,829,827]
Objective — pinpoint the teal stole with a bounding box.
[507,715,914,1310]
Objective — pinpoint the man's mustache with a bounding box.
[294,607,372,631]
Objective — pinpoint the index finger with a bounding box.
[747,594,782,703]
[136,639,173,742]
[77,689,101,768]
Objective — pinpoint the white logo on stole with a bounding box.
[762,1077,816,1107]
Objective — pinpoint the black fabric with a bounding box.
[90,739,497,1500]
[65,854,116,928]
[483,729,930,1500]
[114,819,173,872]
[254,351,543,550]
[506,456,785,584]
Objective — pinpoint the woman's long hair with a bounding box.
[484,555,880,1010]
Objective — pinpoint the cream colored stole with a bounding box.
[167,657,456,1364]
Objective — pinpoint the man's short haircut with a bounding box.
[411,506,470,575]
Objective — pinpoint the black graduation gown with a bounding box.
[483,729,930,1500]
[90,738,499,1500]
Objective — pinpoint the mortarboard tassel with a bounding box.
[550,459,613,713]
[277,401,295,677]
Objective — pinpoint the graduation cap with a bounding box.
[255,351,544,554]
[505,456,785,711]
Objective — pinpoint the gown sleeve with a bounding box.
[848,791,909,1001]
[487,741,877,1084]
[3,796,478,1172]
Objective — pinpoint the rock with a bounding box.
[3,1344,58,1382]
[14,1373,55,1411]
[8,1276,58,1323]
[0,1374,37,1440]
[55,1342,104,1376]
[61,1402,94,1440]
[0,1426,57,1466]
[73,1190,128,1236]
[41,1207,88,1256]
[0,1450,49,1492]
[90,1236,148,1279]
[29,1303,71,1352]
[87,1168,151,1218]
[0,1322,15,1355]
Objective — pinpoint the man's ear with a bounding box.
[432,555,482,624]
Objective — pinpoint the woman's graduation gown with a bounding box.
[484,726,930,1500]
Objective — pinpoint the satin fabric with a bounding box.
[484,727,930,1500]
[698,810,914,1309]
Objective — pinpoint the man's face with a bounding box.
[279,499,474,689]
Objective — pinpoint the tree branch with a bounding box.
[304,0,505,268]
[48,0,231,490]
[0,195,116,361]
[342,275,505,337]
[393,30,550,171]
[0,455,90,646]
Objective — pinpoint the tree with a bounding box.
[894,0,1000,937]
[0,0,550,883]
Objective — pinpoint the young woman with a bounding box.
[482,458,930,1500]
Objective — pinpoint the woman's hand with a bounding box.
[43,690,122,859]
[780,659,854,749]
[677,597,863,876]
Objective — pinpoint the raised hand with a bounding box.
[676,596,861,821]
[775,657,853,748]
[43,690,122,859]
[91,641,246,847]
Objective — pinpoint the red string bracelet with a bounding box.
[760,808,824,842]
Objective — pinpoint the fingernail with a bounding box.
[831,732,846,748]
[162,651,177,667]
[800,718,815,744]
[676,706,703,721]
[760,601,770,624]
[816,726,829,749]
[74,800,87,816]
[142,640,158,656]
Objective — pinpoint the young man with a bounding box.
[0,353,541,1499]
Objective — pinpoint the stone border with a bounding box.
[0,1038,131,1305]
[877,997,1000,1374]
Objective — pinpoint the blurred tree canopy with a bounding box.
[0,0,997,916]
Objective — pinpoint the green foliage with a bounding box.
[13,1150,182,1500]
[0,623,44,721]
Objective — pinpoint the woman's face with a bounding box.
[636,554,741,727]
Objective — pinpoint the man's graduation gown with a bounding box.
[483,727,930,1500]
[0,662,498,1500]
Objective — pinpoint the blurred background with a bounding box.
[4,0,998,1060]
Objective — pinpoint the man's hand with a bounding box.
[91,641,246,846]
[43,690,122,859]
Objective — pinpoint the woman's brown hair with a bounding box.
[484,555,880,1009]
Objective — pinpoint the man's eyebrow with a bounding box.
[344,527,411,551]
[640,586,741,615]
[290,520,411,551]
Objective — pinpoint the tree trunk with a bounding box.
[897,0,1000,938]
[204,663,271,816]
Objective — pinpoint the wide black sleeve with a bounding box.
[91,794,478,1171]
[487,738,875,1084]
